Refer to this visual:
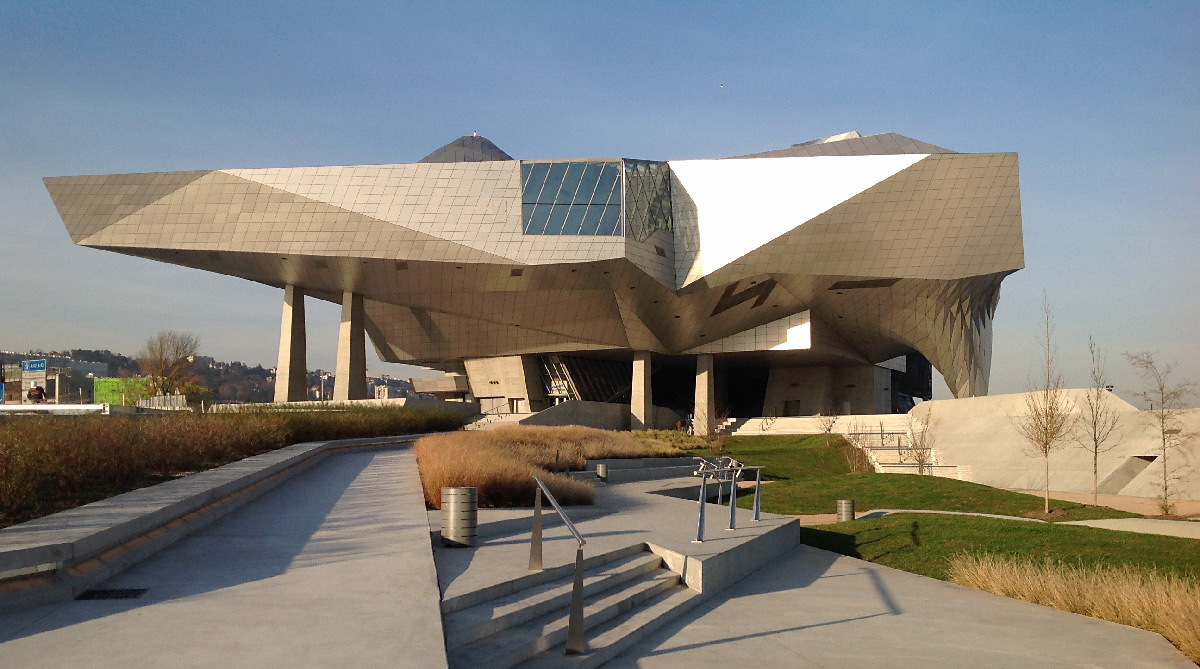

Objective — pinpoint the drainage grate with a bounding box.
[76,588,147,600]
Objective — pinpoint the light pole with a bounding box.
[320,372,330,401]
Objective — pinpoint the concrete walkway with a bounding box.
[0,446,446,669]
[1061,517,1200,539]
[609,544,1192,668]
[1009,489,1200,518]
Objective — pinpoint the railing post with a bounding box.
[753,468,762,521]
[565,546,586,655]
[716,471,724,506]
[529,486,543,570]
[727,467,738,530]
[694,474,707,543]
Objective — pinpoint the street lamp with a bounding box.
[320,372,331,401]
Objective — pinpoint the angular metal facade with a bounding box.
[44,132,1023,400]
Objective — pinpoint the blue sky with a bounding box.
[2,2,1197,404]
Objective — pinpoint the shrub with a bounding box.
[0,406,463,527]
[413,425,686,509]
[949,553,1200,662]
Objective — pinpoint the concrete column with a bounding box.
[334,291,368,402]
[694,354,715,437]
[631,351,652,430]
[273,284,308,403]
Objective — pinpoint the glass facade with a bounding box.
[521,161,623,235]
[623,160,673,242]
[521,159,673,237]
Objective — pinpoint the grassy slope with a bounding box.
[800,514,1200,581]
[689,433,1137,521]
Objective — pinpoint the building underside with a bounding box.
[45,131,1023,431]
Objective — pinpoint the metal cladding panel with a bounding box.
[44,135,1024,398]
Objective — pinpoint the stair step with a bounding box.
[521,585,703,669]
[444,553,663,645]
[446,569,680,669]
[441,543,646,614]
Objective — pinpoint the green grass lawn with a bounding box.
[683,433,1137,521]
[800,513,1200,581]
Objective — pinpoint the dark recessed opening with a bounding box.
[654,245,666,257]
[395,261,408,270]
[77,588,147,601]
[510,268,524,277]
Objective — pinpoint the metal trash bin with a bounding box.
[595,463,608,483]
[441,487,478,547]
[836,499,855,522]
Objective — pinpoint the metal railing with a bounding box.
[692,457,765,543]
[529,476,587,655]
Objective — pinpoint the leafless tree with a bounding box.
[816,409,839,449]
[905,413,937,475]
[1013,297,1077,514]
[841,419,873,473]
[1124,352,1195,515]
[136,331,200,397]
[1075,336,1121,506]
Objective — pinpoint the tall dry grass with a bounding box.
[413,425,686,509]
[0,406,463,527]
[949,553,1200,663]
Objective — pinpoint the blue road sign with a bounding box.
[21,359,47,372]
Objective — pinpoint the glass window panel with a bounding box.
[522,163,550,202]
[524,203,552,234]
[593,163,619,204]
[576,163,604,204]
[562,203,587,234]
[599,205,622,236]
[579,204,605,235]
[537,163,568,204]
[555,163,585,205]
[545,204,570,234]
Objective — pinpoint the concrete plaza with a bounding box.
[0,444,1191,667]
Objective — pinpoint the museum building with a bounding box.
[44,131,1024,433]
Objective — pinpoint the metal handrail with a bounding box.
[532,476,585,547]
[529,476,587,655]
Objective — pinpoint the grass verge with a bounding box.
[414,425,685,509]
[0,406,464,528]
[949,553,1200,663]
[693,433,1137,521]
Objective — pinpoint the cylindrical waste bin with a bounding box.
[595,463,608,483]
[441,487,478,547]
[836,499,855,522]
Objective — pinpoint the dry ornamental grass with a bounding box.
[0,407,463,527]
[949,553,1200,663]
[413,425,685,509]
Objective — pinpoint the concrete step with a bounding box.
[443,552,663,645]
[521,585,703,669]
[441,543,646,615]
[446,568,681,669]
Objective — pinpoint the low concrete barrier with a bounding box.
[0,434,427,613]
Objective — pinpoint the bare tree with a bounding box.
[1013,297,1077,514]
[841,419,873,473]
[816,409,839,449]
[136,331,200,396]
[1124,352,1195,515]
[1076,336,1121,506]
[905,413,937,475]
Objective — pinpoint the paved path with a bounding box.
[1009,489,1200,518]
[1061,517,1200,539]
[0,447,446,669]
[610,544,1192,668]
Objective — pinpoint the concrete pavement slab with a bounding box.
[609,544,1192,668]
[0,447,446,669]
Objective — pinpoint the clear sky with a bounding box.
[2,2,1197,405]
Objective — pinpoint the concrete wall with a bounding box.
[519,400,631,431]
[763,366,833,416]
[464,355,546,413]
[914,391,1200,501]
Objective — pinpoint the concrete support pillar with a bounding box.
[334,291,368,402]
[631,351,652,430]
[273,284,308,403]
[694,354,715,437]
